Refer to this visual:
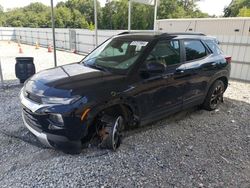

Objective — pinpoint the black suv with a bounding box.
[20,32,231,154]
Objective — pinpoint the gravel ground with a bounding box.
[0,80,249,188]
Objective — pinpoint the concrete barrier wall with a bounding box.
[156,18,250,81]
[12,28,124,54]
[0,27,15,41]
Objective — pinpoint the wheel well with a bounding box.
[82,104,133,144]
[217,76,228,89]
[100,104,133,122]
[90,104,133,131]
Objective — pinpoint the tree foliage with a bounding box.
[238,6,250,17]
[224,0,250,17]
[0,0,210,29]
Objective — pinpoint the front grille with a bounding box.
[26,92,42,104]
[23,108,49,130]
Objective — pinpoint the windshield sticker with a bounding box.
[130,41,148,46]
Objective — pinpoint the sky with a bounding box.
[196,0,232,16]
[0,0,232,16]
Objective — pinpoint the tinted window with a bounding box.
[147,40,180,66]
[184,40,206,61]
[204,39,222,55]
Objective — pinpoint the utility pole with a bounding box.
[94,0,98,47]
[0,58,4,88]
[50,0,57,67]
[153,0,158,31]
[128,0,131,31]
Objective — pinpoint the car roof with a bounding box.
[115,31,207,40]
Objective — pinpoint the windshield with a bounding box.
[82,37,150,74]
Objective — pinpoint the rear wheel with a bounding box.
[20,79,25,84]
[203,80,225,111]
[98,115,124,150]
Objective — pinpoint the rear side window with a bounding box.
[184,40,207,61]
[204,39,222,55]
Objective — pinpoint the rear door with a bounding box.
[181,39,212,107]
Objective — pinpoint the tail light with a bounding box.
[225,56,231,63]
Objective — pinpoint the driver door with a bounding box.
[139,39,186,122]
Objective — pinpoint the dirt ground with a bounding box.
[0,80,249,188]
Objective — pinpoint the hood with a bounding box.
[30,63,101,84]
[24,63,127,99]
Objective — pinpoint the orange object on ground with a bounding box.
[35,42,39,49]
[19,47,23,53]
[48,44,52,52]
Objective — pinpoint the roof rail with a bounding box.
[161,32,205,36]
[118,31,157,35]
[118,31,130,35]
[117,31,206,36]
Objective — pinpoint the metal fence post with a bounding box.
[0,58,4,88]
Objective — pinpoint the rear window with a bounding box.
[204,39,222,55]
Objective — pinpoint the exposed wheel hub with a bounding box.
[98,115,124,150]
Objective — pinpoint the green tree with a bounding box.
[4,9,27,27]
[23,2,49,13]
[0,4,3,12]
[71,9,89,28]
[0,4,4,26]
[101,1,154,30]
[0,0,209,29]
[131,2,154,30]
[238,7,250,16]
[158,0,208,19]
[4,3,51,28]
[55,6,72,28]
[224,0,250,17]
[65,0,102,24]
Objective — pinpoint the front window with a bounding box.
[146,40,181,67]
[82,37,150,73]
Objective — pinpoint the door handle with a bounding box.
[162,73,174,79]
[211,62,217,68]
[175,70,185,75]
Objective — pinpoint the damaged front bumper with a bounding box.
[20,89,84,154]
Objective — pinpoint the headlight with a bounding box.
[41,95,81,105]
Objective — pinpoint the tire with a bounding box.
[203,80,225,111]
[20,79,25,84]
[98,115,124,151]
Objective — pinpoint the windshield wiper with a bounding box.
[85,63,109,72]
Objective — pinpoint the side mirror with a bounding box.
[146,62,166,74]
